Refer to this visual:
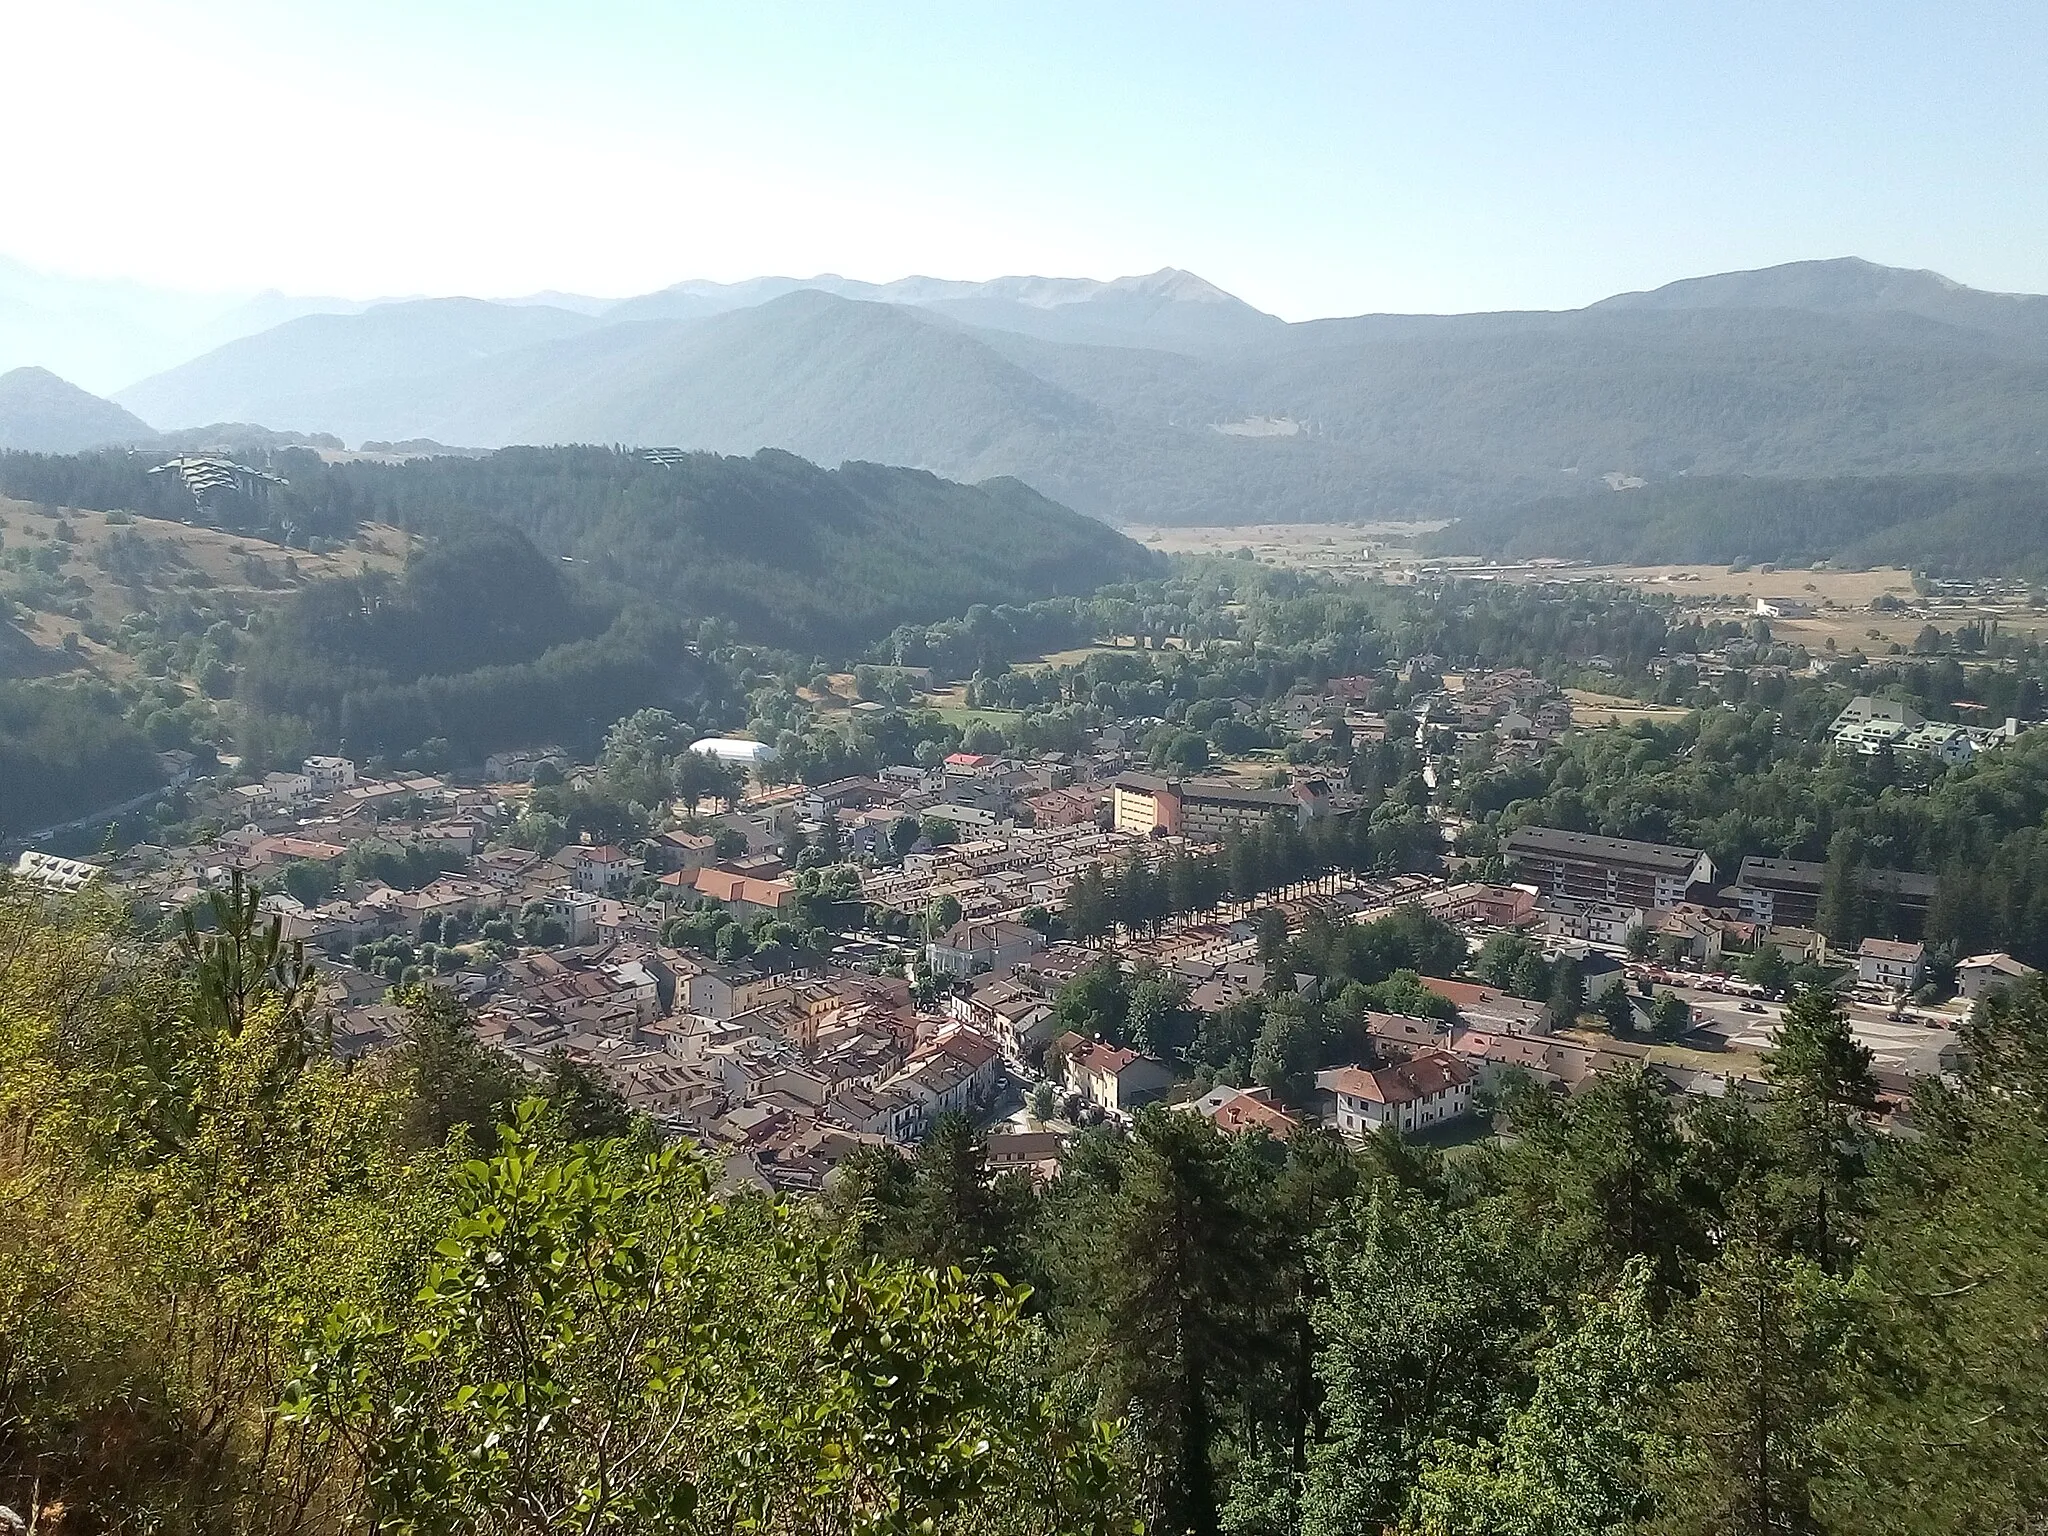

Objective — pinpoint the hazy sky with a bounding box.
[4,0,2044,318]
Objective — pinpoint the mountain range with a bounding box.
[10,256,2048,525]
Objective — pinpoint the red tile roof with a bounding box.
[1320,1050,1474,1105]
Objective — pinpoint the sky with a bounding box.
[3,0,2045,319]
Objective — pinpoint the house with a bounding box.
[1110,773,1305,842]
[647,829,716,874]
[684,955,807,1020]
[484,746,570,783]
[1956,951,2038,1002]
[1025,787,1104,829]
[1183,1084,1300,1138]
[691,867,796,921]
[571,844,643,896]
[1646,906,1724,965]
[925,918,1047,979]
[1501,827,1713,910]
[1054,1032,1175,1115]
[543,890,603,946]
[1858,938,1925,993]
[1318,1051,1476,1139]
[1754,596,1815,620]
[1541,898,1648,949]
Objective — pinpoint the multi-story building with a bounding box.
[1110,773,1329,844]
[302,755,358,796]
[1731,856,1936,932]
[1501,827,1713,910]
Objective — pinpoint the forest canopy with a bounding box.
[1431,470,2048,578]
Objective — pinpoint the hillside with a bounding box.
[0,367,157,452]
[1429,471,2048,577]
[106,258,2048,525]
[330,442,1161,648]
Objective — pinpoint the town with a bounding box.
[19,640,2032,1198]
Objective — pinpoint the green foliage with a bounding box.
[0,677,162,834]
[284,1103,1133,1536]
[1406,1259,1678,1536]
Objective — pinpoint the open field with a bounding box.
[0,497,411,682]
[1123,520,1444,578]
[1128,529,2048,656]
[1565,688,1695,728]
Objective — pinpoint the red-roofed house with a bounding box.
[1054,1031,1174,1115]
[1317,1050,1475,1139]
[692,867,796,920]
[1185,1084,1300,1138]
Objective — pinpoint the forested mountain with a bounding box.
[1431,471,2048,576]
[0,367,157,452]
[106,259,2048,525]
[326,444,1157,648]
[0,441,1156,766]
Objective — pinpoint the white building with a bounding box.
[1318,1051,1475,1139]
[12,850,99,893]
[1857,937,1925,993]
[925,918,1046,979]
[1956,951,2038,1002]
[302,755,358,796]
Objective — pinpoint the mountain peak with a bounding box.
[0,366,158,452]
[1591,256,2045,325]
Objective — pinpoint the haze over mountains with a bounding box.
[10,256,2048,524]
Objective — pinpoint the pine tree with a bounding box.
[1093,1110,1276,1536]
[1648,1195,1845,1536]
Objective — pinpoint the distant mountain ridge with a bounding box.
[0,367,157,453]
[67,256,2048,524]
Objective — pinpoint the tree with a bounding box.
[1054,957,1130,1044]
[1257,906,1291,971]
[1303,1188,1538,1534]
[1028,1080,1059,1123]
[1625,924,1653,960]
[1546,958,1586,1030]
[1126,968,1195,1059]
[1650,990,1691,1041]
[1763,987,1879,1270]
[1738,945,1791,995]
[283,1104,1134,1535]
[1251,996,1322,1109]
[1088,1110,1275,1536]
[1408,1259,1678,1536]
[179,867,316,1041]
[1599,982,1638,1037]
[1509,950,1553,1002]
[1815,829,1868,948]
[923,892,963,941]
[1648,1196,1846,1536]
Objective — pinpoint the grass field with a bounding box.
[0,497,411,682]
